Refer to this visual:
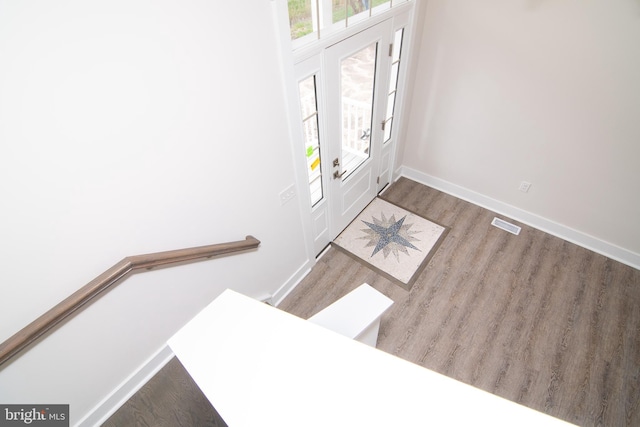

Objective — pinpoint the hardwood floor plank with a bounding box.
[281,178,640,426]
[102,358,226,427]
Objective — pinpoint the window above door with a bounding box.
[287,0,410,48]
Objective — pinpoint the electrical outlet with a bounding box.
[279,184,296,205]
[519,181,532,193]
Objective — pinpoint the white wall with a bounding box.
[0,0,309,424]
[400,0,640,264]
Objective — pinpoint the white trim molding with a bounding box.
[76,346,175,427]
[272,258,315,307]
[398,166,640,271]
[76,255,314,426]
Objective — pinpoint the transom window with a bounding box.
[287,0,409,45]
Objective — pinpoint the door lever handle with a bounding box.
[333,170,347,179]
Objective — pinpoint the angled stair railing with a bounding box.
[0,235,260,367]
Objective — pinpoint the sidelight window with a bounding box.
[298,75,324,206]
[382,27,404,143]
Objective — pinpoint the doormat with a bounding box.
[333,198,449,290]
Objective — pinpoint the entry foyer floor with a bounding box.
[104,178,640,427]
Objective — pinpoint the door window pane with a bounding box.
[340,42,377,180]
[299,76,324,206]
[382,28,404,144]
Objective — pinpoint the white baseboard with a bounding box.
[271,258,314,307]
[398,166,640,271]
[76,345,175,427]
[76,257,315,426]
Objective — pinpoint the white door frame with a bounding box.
[274,1,416,258]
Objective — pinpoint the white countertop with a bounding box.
[168,289,573,427]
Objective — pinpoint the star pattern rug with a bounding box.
[333,198,449,290]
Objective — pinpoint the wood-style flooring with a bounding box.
[103,178,640,426]
[102,357,226,427]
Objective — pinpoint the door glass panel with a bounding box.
[340,42,377,180]
[299,75,324,206]
[382,28,404,144]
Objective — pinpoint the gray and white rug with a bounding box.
[333,198,448,290]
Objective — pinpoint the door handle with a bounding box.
[333,170,347,179]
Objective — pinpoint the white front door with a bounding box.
[325,19,392,239]
[293,14,411,256]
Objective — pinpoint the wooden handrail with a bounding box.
[0,235,260,367]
